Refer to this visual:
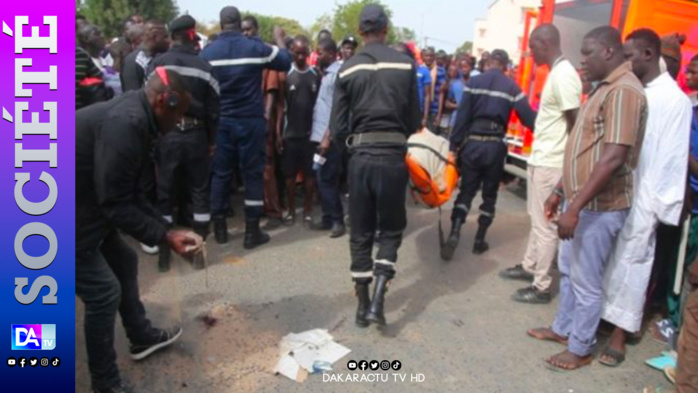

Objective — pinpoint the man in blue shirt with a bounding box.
[446,57,472,129]
[311,38,346,238]
[417,61,432,128]
[395,43,431,127]
[423,47,447,134]
[202,6,292,249]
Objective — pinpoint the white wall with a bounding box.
[472,0,539,61]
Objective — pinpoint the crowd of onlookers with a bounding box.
[74,12,499,238]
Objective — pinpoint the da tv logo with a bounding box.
[11,325,56,350]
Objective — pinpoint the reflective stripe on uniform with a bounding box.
[244,200,264,207]
[194,213,211,222]
[463,86,524,102]
[209,45,280,67]
[339,62,412,79]
[375,259,396,268]
[455,204,469,213]
[351,271,374,278]
[479,210,494,218]
[159,65,220,95]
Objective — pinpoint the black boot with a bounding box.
[441,217,464,261]
[191,221,209,270]
[213,215,228,244]
[355,283,370,328]
[473,225,490,255]
[244,219,270,250]
[158,242,170,273]
[366,275,389,326]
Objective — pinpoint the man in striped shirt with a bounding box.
[528,26,647,372]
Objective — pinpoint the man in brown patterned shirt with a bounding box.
[527,26,647,371]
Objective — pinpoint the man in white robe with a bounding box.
[599,29,693,366]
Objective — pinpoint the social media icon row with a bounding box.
[7,357,59,368]
[347,359,401,371]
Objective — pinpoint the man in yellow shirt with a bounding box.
[499,24,581,304]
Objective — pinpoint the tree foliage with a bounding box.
[77,0,178,38]
[311,0,415,46]
[456,40,473,55]
[248,13,308,43]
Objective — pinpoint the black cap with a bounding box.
[359,4,388,34]
[169,15,196,34]
[341,35,358,48]
[490,49,510,65]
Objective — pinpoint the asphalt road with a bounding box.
[76,183,673,392]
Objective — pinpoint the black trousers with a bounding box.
[75,231,154,390]
[452,139,507,229]
[317,145,344,225]
[157,128,210,228]
[348,150,408,283]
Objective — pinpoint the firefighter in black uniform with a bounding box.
[441,49,536,261]
[330,4,421,327]
[148,15,220,272]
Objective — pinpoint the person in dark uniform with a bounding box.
[441,49,536,260]
[330,4,421,327]
[76,69,196,393]
[202,6,292,248]
[148,15,220,272]
[279,35,321,226]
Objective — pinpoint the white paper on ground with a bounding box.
[274,329,351,382]
[273,354,300,381]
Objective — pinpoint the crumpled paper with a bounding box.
[273,329,351,382]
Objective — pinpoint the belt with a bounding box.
[467,135,504,142]
[345,132,407,149]
[471,118,505,133]
[176,117,202,131]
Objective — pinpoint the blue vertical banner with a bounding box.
[0,2,75,391]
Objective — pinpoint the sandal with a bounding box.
[599,346,625,367]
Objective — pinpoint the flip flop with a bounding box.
[544,356,592,372]
[643,386,674,393]
[664,366,676,385]
[598,346,625,367]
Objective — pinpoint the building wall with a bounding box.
[472,0,540,62]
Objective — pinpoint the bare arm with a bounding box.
[558,143,630,239]
[435,81,448,122]
[690,156,698,178]
[423,89,432,126]
[563,108,578,134]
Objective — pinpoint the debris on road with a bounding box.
[273,329,351,382]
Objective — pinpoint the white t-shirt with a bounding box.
[528,58,582,168]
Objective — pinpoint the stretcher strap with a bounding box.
[438,206,444,247]
[406,142,456,167]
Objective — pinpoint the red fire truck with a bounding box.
[505,0,698,178]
